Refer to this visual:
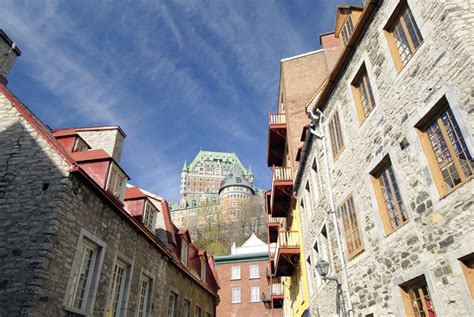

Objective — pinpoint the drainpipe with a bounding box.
[308,107,354,317]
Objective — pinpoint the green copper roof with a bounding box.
[188,150,248,174]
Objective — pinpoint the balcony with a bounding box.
[270,167,293,217]
[267,113,287,167]
[275,231,300,277]
[264,190,271,214]
[267,214,286,243]
[271,281,284,309]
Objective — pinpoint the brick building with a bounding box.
[294,1,474,316]
[265,26,344,317]
[215,234,282,317]
[0,30,220,316]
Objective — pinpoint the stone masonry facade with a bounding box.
[0,91,217,316]
[297,0,474,316]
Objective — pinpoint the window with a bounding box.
[337,195,364,258]
[328,110,345,160]
[400,276,437,317]
[167,291,178,317]
[341,14,354,45]
[195,306,202,317]
[106,163,126,199]
[64,232,104,314]
[183,299,191,317]
[181,240,189,266]
[385,3,423,71]
[352,64,376,123]
[417,103,473,196]
[231,266,240,280]
[459,253,474,299]
[143,200,157,230]
[201,258,206,281]
[73,137,89,152]
[107,259,130,317]
[206,313,211,317]
[249,264,259,279]
[371,158,408,234]
[250,286,260,303]
[231,287,241,304]
[136,274,152,317]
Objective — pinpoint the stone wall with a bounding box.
[298,0,474,316]
[77,129,125,162]
[0,93,217,316]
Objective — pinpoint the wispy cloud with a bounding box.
[1,0,357,199]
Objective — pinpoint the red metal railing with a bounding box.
[272,166,292,183]
[271,282,284,296]
[269,113,286,125]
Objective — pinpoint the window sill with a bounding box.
[438,176,473,201]
[231,302,242,305]
[63,305,88,316]
[347,248,365,261]
[249,277,260,280]
[230,278,241,281]
[384,218,410,237]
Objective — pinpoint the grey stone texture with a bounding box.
[298,1,474,316]
[0,94,216,316]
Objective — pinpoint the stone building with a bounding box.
[215,234,282,317]
[0,30,219,316]
[295,1,474,316]
[172,153,266,252]
[177,150,254,207]
[265,26,344,316]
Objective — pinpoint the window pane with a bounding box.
[338,196,363,257]
[72,245,95,309]
[403,7,423,49]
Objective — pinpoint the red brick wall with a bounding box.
[216,259,281,317]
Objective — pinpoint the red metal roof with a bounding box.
[70,149,110,162]
[53,125,127,138]
[124,187,147,200]
[52,128,78,138]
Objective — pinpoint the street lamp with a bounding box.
[315,259,339,284]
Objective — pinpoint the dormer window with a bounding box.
[106,163,126,200]
[200,258,206,281]
[180,240,189,266]
[143,200,157,230]
[72,137,90,152]
[341,14,354,45]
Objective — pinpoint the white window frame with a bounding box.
[63,229,106,315]
[231,266,241,280]
[167,290,179,317]
[201,258,206,281]
[250,286,260,303]
[181,240,189,266]
[106,253,133,317]
[249,264,259,279]
[136,272,153,317]
[106,162,127,200]
[143,200,157,230]
[183,299,191,317]
[231,287,241,304]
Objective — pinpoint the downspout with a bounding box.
[308,107,354,317]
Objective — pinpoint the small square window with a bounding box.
[231,266,241,280]
[249,264,259,279]
[181,240,189,266]
[250,286,260,303]
[231,287,241,304]
[106,163,127,200]
[143,200,157,230]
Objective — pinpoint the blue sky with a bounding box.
[1,0,360,202]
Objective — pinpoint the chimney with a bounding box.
[0,29,21,85]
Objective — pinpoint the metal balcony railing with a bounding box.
[272,283,284,296]
[269,243,277,258]
[268,214,287,227]
[275,231,299,263]
[269,113,286,125]
[272,167,292,183]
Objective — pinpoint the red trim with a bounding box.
[53,125,127,138]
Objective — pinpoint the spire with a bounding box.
[182,161,187,170]
[248,165,253,175]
